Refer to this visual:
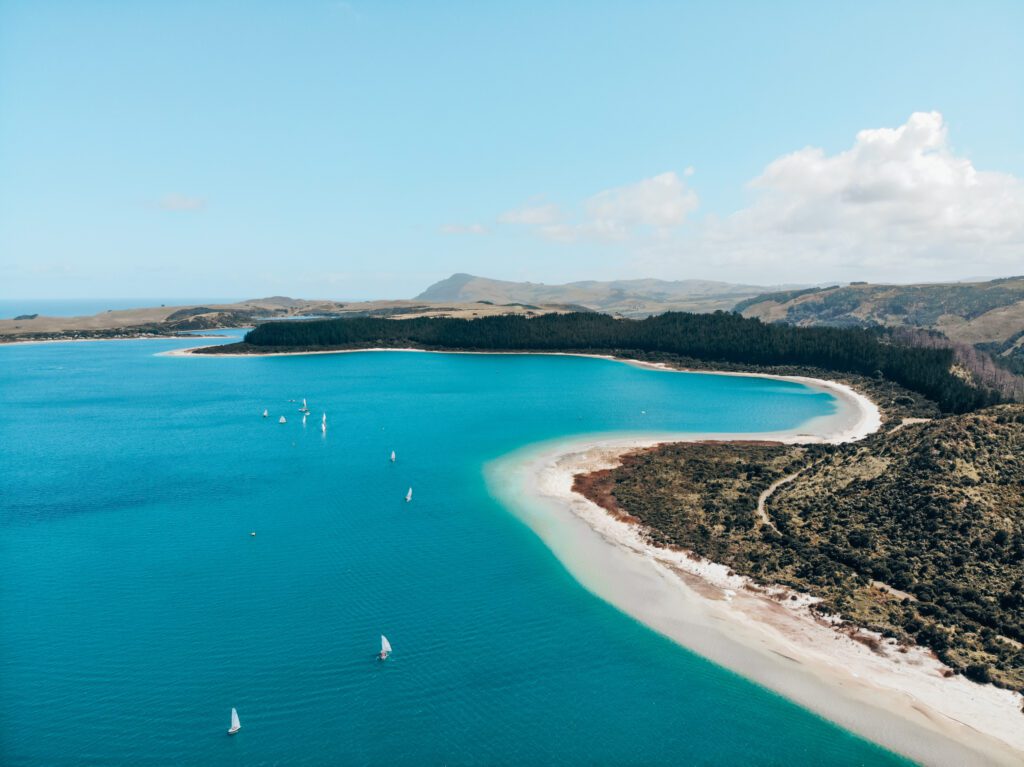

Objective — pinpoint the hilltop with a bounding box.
[417,273,803,317]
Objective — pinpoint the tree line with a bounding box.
[239,312,1005,413]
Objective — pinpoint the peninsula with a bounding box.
[176,311,1024,764]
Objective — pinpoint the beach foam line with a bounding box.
[485,431,1024,767]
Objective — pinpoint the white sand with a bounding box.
[485,421,1024,765]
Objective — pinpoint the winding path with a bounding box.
[755,471,802,530]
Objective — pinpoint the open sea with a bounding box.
[0,334,909,766]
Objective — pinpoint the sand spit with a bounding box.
[487,427,1024,767]
[171,343,1024,763]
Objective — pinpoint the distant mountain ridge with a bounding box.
[417,273,804,317]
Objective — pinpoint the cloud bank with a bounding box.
[500,171,699,243]
[497,113,1024,281]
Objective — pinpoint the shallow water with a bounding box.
[0,336,908,765]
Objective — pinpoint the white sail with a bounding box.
[228,707,241,734]
[262,409,268,418]
[321,421,326,433]
[390,450,396,463]
[322,413,326,424]
[405,487,413,502]
[381,635,392,654]
[302,398,307,409]
[279,416,287,424]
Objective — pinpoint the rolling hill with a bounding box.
[0,297,573,342]
[416,273,803,317]
[736,277,1024,372]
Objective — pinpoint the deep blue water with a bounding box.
[0,336,909,766]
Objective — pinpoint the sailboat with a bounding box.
[227,707,241,735]
[262,409,268,418]
[321,413,327,433]
[299,398,309,413]
[279,415,287,424]
[405,487,413,503]
[390,450,396,463]
[379,635,392,661]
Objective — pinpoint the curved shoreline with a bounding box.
[168,343,1024,762]
[485,427,1024,766]
[164,345,883,442]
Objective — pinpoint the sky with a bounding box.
[1,0,1022,300]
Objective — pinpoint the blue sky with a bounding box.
[2,1,1022,299]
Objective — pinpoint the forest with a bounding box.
[214,312,1006,413]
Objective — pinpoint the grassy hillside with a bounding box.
[417,273,805,317]
[737,277,1024,374]
[583,405,1024,694]
[0,297,571,342]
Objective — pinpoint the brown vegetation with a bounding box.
[575,405,1024,694]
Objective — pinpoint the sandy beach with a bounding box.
[171,342,1023,762]
[486,419,1024,765]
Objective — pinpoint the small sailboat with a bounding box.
[302,413,307,426]
[390,450,396,463]
[379,635,392,661]
[299,398,309,413]
[321,413,327,433]
[279,415,287,424]
[262,409,268,418]
[405,487,413,503]
[227,707,241,735]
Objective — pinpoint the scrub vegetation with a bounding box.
[582,406,1024,695]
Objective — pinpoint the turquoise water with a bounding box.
[0,337,909,766]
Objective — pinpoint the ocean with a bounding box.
[0,335,908,765]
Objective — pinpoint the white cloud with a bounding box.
[584,172,698,239]
[695,111,1024,279]
[439,223,488,235]
[497,113,1024,282]
[498,203,563,226]
[158,194,205,212]
[500,172,698,243]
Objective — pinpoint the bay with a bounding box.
[0,336,907,766]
